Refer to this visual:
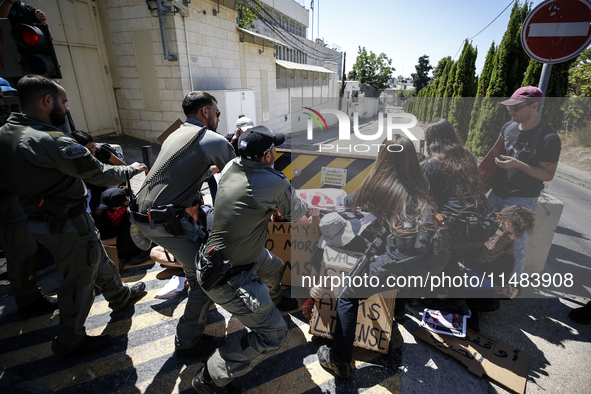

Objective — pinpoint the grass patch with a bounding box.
[575,126,591,147]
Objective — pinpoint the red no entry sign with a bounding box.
[522,0,591,64]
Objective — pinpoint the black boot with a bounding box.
[175,334,225,358]
[276,296,299,312]
[569,301,591,324]
[18,294,58,315]
[192,364,238,393]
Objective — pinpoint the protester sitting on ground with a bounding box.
[303,211,374,320]
[95,188,150,270]
[149,192,213,270]
[71,130,126,218]
[317,135,449,379]
[422,118,497,314]
[467,205,536,300]
[449,205,534,332]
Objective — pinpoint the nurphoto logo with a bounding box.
[304,108,419,153]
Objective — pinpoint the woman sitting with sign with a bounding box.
[317,135,449,379]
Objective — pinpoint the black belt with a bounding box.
[28,204,86,222]
[129,211,163,224]
[223,262,256,279]
[129,209,185,224]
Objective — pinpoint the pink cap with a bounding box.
[500,86,544,106]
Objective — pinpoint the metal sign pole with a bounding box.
[537,63,552,114]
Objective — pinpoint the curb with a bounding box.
[555,162,591,191]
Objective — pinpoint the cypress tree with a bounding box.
[467,1,531,157]
[440,61,457,119]
[431,59,454,121]
[426,78,441,121]
[468,42,497,136]
[448,40,478,140]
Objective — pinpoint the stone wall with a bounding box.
[102,0,337,141]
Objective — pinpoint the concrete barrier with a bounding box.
[524,192,564,274]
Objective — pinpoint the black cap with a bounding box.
[238,125,285,160]
[99,188,128,210]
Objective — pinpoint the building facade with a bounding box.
[17,0,342,141]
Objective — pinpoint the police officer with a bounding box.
[130,91,235,358]
[192,125,308,393]
[1,78,57,315]
[0,75,148,357]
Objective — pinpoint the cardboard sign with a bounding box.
[157,119,184,144]
[479,135,504,193]
[415,327,531,394]
[307,246,397,354]
[265,222,319,286]
[309,291,396,354]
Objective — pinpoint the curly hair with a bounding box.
[425,118,489,210]
[500,206,536,238]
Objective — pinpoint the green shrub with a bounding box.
[575,125,591,147]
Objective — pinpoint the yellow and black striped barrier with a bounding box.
[275,149,375,194]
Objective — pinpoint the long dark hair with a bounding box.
[353,135,436,235]
[425,119,489,209]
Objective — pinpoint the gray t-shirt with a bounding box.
[137,119,235,212]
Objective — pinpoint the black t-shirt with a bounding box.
[224,132,238,154]
[492,121,561,198]
[7,0,40,25]
[95,209,141,259]
[422,160,486,214]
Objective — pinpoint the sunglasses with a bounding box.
[506,102,530,112]
[205,107,221,118]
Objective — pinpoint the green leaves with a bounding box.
[411,55,433,94]
[237,2,261,30]
[349,46,394,92]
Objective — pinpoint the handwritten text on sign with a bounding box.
[265,222,319,286]
[415,327,531,394]
[308,246,396,354]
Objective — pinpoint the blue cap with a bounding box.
[0,78,17,93]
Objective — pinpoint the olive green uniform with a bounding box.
[131,118,235,352]
[0,192,42,309]
[0,113,140,356]
[200,157,308,387]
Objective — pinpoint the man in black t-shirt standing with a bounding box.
[490,86,561,285]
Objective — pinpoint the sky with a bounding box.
[304,0,547,79]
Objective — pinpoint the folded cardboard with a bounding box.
[308,245,396,354]
[414,327,531,394]
[157,119,184,144]
[265,222,319,286]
